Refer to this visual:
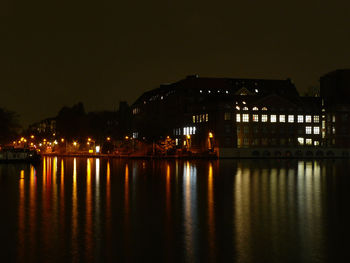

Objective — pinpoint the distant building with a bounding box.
[132,75,323,157]
[320,69,350,148]
[28,117,56,137]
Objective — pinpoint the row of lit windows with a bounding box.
[237,138,320,146]
[193,114,208,123]
[235,106,267,111]
[183,126,196,136]
[236,126,321,135]
[132,108,140,115]
[236,114,320,123]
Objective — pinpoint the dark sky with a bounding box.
[1,1,350,126]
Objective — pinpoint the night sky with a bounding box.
[1,1,350,126]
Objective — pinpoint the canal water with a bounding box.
[0,157,349,263]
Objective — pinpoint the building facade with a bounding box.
[132,75,326,157]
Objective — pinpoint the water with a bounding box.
[0,157,349,263]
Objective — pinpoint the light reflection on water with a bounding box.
[0,158,348,262]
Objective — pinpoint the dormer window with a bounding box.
[252,107,258,111]
[243,107,248,111]
[262,107,267,111]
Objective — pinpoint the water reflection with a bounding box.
[7,158,349,263]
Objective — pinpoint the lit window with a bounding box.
[190,127,193,135]
[262,107,267,111]
[252,114,259,122]
[193,116,196,123]
[236,114,241,122]
[313,127,320,134]
[261,114,267,122]
[297,115,304,123]
[242,114,249,122]
[314,140,319,146]
[242,101,246,104]
[306,139,312,145]
[270,115,277,123]
[243,107,248,111]
[288,115,294,123]
[224,112,231,121]
[298,137,304,145]
[305,115,312,123]
[305,126,312,134]
[226,90,228,94]
[332,126,336,134]
[252,107,258,111]
[332,115,336,122]
[193,127,196,134]
[200,90,202,93]
[255,89,259,93]
[279,115,285,123]
[313,115,320,123]
[205,114,208,122]
[236,106,240,110]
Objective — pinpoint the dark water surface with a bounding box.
[0,157,349,262]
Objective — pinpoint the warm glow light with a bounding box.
[39,143,42,146]
[43,139,47,142]
[54,140,58,145]
[88,138,91,142]
[106,137,111,141]
[21,137,24,141]
[209,132,213,138]
[87,142,90,145]
[186,135,191,139]
[89,149,93,153]
[30,135,34,139]
[95,145,100,153]
[73,141,77,146]
[124,136,128,140]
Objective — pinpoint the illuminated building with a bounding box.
[131,75,323,157]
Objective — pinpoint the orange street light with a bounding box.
[106,137,111,141]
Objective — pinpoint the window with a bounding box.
[242,114,249,122]
[279,115,285,122]
[313,127,320,134]
[332,126,336,134]
[243,107,248,111]
[224,112,231,121]
[236,106,240,110]
[332,115,336,122]
[314,115,320,123]
[252,114,259,122]
[252,107,259,111]
[297,115,304,123]
[243,138,249,145]
[262,114,268,122]
[314,141,320,146]
[236,114,241,122]
[288,115,294,123]
[305,126,312,134]
[270,115,277,123]
[262,107,267,111]
[193,116,196,123]
[305,115,312,123]
[243,126,249,133]
[306,139,312,145]
[298,137,304,145]
[205,114,208,122]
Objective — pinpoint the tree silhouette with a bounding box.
[0,108,20,144]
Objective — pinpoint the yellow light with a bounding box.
[186,135,191,139]
[24,139,27,142]
[61,138,64,142]
[30,142,33,146]
[73,142,77,146]
[39,143,42,146]
[88,138,91,142]
[89,149,93,153]
[53,133,56,136]
[87,142,90,145]
[167,136,170,139]
[209,132,213,138]
[21,137,24,141]
[13,141,16,144]
[54,140,58,145]
[43,139,46,142]
[18,140,21,144]
[125,136,129,140]
[30,135,34,139]
[107,137,111,141]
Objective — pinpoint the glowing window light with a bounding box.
[314,141,320,146]
[236,106,240,110]
[305,115,312,123]
[262,107,267,111]
[313,115,320,123]
[242,114,249,122]
[252,114,259,122]
[270,115,277,123]
[193,116,196,123]
[306,139,312,145]
[279,115,285,122]
[243,107,248,111]
[95,146,100,153]
[313,127,320,134]
[298,137,304,145]
[261,114,267,122]
[297,115,304,123]
[252,107,258,111]
[305,126,312,134]
[236,114,241,122]
[288,115,294,123]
